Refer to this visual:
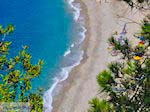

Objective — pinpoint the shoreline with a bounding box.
[52,0,146,112]
[52,0,90,111]
[43,0,89,111]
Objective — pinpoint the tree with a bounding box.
[120,0,150,10]
[88,16,150,112]
[88,98,111,112]
[0,24,43,111]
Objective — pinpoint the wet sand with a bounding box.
[52,0,146,112]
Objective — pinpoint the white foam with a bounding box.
[60,51,84,82]
[79,26,87,44]
[68,0,81,21]
[43,78,59,112]
[71,43,74,47]
[64,48,71,56]
[43,0,86,111]
[43,51,83,112]
[63,44,75,57]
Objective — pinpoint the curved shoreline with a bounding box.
[52,0,146,112]
[52,0,93,111]
[43,0,88,111]
[51,0,90,111]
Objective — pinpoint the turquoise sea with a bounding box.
[0,0,85,111]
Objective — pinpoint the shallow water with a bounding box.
[0,0,86,111]
[0,0,74,89]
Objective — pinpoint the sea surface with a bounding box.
[0,0,85,111]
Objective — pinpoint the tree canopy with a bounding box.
[0,24,43,111]
[88,16,150,112]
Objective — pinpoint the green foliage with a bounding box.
[0,24,14,35]
[88,19,150,112]
[109,37,131,59]
[88,98,112,112]
[0,24,43,112]
[97,70,114,92]
[108,62,123,77]
[141,21,150,43]
[121,0,150,10]
[29,94,43,112]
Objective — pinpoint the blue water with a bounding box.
[0,0,75,90]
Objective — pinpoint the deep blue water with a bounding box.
[0,0,74,90]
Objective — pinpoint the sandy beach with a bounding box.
[52,0,146,112]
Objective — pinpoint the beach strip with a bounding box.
[52,0,146,112]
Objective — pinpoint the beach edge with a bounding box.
[51,0,90,111]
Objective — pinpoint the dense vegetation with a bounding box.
[0,25,43,111]
[121,0,150,10]
[88,16,150,112]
